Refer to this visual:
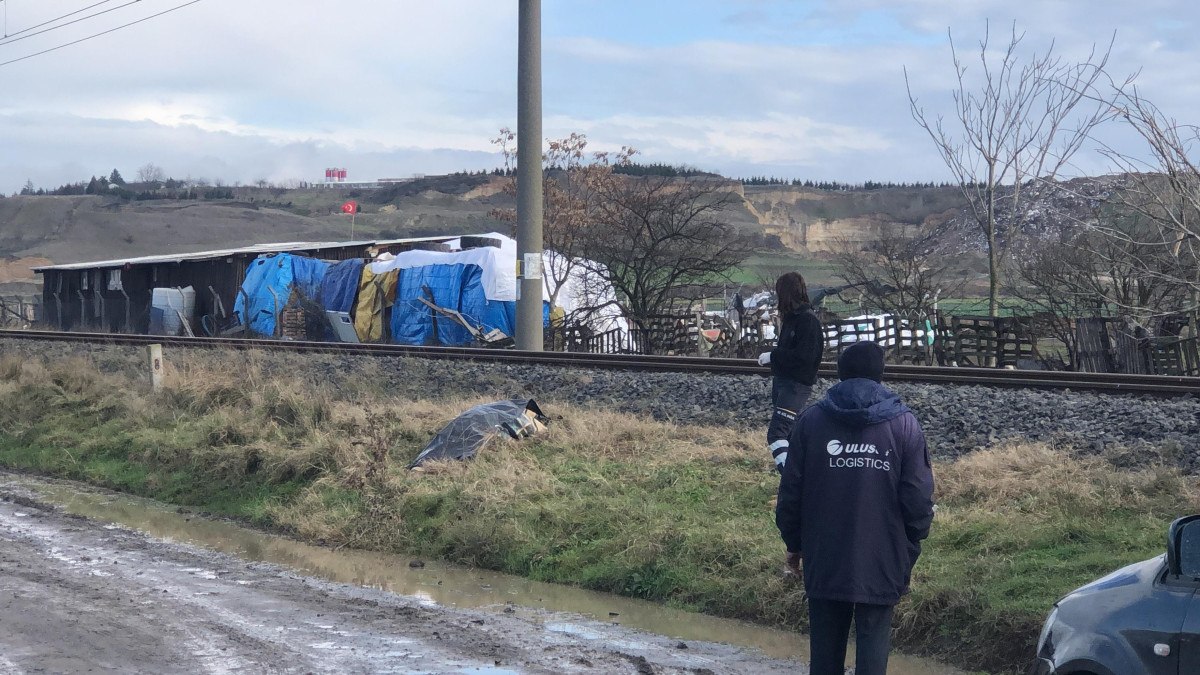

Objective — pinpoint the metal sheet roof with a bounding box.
[31,235,458,272]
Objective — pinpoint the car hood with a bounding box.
[1063,555,1164,601]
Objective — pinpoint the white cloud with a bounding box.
[2,0,1200,191]
[548,112,889,165]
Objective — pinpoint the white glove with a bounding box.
[757,352,772,366]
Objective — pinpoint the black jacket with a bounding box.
[775,378,935,605]
[770,305,823,386]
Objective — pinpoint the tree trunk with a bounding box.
[988,231,999,317]
[986,167,999,317]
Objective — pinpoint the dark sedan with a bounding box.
[1031,515,1200,675]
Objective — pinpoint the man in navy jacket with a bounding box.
[775,340,935,675]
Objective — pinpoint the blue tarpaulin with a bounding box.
[368,244,549,347]
[291,256,331,305]
[320,258,365,313]
[388,263,519,346]
[235,254,295,337]
[234,253,332,337]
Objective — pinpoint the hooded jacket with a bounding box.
[770,304,823,385]
[775,378,935,605]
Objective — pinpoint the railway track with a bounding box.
[1,329,1197,396]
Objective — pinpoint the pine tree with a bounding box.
[109,169,125,185]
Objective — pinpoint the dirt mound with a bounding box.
[0,256,50,283]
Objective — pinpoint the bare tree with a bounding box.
[490,128,634,313]
[136,162,166,184]
[489,129,751,350]
[1094,90,1200,324]
[830,228,967,317]
[580,175,753,352]
[1007,214,1188,368]
[905,22,1124,315]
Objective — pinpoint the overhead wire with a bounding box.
[0,0,142,47]
[0,0,201,68]
[1,0,118,41]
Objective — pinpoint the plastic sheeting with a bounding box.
[542,250,629,335]
[353,267,398,342]
[408,399,547,468]
[321,258,366,313]
[234,253,332,337]
[235,254,295,337]
[291,256,331,305]
[445,233,625,336]
[370,247,519,346]
[369,244,515,301]
[390,263,518,346]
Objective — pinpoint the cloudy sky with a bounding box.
[1,0,1196,194]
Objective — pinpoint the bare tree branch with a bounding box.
[906,22,1124,315]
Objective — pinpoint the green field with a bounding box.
[727,252,842,289]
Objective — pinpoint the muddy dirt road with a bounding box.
[0,486,803,675]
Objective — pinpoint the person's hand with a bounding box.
[784,551,801,577]
[757,352,772,366]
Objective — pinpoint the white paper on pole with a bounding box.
[524,253,543,279]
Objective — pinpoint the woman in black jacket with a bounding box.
[758,272,824,470]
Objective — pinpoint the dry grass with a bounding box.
[937,441,1198,514]
[544,409,757,465]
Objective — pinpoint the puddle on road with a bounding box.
[13,477,962,674]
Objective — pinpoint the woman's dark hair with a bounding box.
[775,272,810,314]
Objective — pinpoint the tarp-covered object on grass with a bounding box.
[234,253,331,337]
[370,246,518,346]
[409,399,548,469]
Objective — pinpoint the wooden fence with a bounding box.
[1075,317,1199,376]
[549,309,1198,375]
[0,296,40,328]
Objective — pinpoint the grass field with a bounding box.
[727,251,842,289]
[0,350,1193,673]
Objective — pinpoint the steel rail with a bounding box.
[0,329,1197,396]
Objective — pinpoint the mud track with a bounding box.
[0,487,802,674]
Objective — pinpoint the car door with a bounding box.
[1182,591,1200,675]
[1174,516,1200,674]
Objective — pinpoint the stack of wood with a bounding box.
[278,294,307,340]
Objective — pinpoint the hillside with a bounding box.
[0,175,966,293]
[739,183,963,250]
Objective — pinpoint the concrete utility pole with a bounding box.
[515,0,544,351]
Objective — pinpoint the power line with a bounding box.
[0,0,201,68]
[2,0,118,41]
[0,1,141,47]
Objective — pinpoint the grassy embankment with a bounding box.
[0,350,1194,673]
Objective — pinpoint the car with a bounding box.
[1030,515,1200,675]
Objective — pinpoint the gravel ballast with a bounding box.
[3,338,1198,473]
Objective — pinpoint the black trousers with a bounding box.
[808,598,894,675]
[767,377,812,468]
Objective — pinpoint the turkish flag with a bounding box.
[340,200,357,214]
